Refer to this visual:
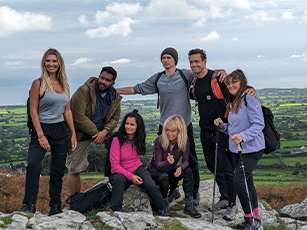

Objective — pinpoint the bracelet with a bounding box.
[38,134,45,140]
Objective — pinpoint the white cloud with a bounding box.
[4,61,23,66]
[300,57,307,62]
[281,11,295,20]
[247,11,276,22]
[200,31,219,41]
[193,17,207,27]
[86,17,136,38]
[79,15,89,25]
[304,11,307,21]
[291,53,306,58]
[94,10,112,25]
[111,58,133,64]
[257,55,265,58]
[106,3,142,15]
[232,37,239,41]
[72,58,93,66]
[0,6,51,37]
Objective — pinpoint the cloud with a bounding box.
[79,15,89,25]
[4,61,23,66]
[0,6,51,37]
[232,37,239,41]
[111,58,133,64]
[200,31,219,41]
[94,10,112,25]
[281,11,295,20]
[86,17,136,38]
[106,2,142,15]
[304,11,307,21]
[291,53,306,58]
[193,17,207,27]
[72,58,93,66]
[247,11,276,22]
[300,57,307,62]
[257,55,265,58]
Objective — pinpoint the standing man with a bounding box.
[116,47,226,206]
[66,66,121,194]
[188,48,237,220]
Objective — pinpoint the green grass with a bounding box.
[2,122,27,126]
[280,140,307,148]
[280,103,307,107]
[282,157,307,166]
[7,108,27,113]
[80,172,106,180]
[258,158,281,165]
[0,109,8,114]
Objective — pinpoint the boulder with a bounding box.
[280,198,307,220]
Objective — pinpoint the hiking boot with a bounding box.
[193,191,200,206]
[168,188,181,203]
[208,199,228,212]
[237,216,261,230]
[157,205,170,216]
[18,203,36,213]
[223,204,238,221]
[48,204,62,216]
[184,198,201,218]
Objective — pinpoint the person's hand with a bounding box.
[71,134,77,151]
[167,153,174,164]
[174,167,182,177]
[92,129,108,144]
[245,88,258,98]
[214,117,224,129]
[131,175,143,185]
[231,134,243,145]
[38,135,50,151]
[217,69,228,83]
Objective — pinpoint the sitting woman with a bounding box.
[214,69,264,230]
[148,115,201,218]
[109,109,168,215]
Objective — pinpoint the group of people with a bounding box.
[20,47,264,230]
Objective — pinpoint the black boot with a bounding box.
[48,204,62,216]
[18,203,36,213]
[183,198,201,218]
[237,216,261,230]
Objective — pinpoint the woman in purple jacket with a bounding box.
[109,110,168,215]
[214,69,264,230]
[148,115,201,218]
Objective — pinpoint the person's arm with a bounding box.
[110,137,134,180]
[29,79,50,151]
[245,86,258,97]
[115,87,135,95]
[154,137,172,171]
[216,69,227,83]
[63,101,77,151]
[102,94,121,134]
[238,95,265,143]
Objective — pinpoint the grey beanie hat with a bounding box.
[160,47,178,65]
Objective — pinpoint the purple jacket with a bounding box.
[221,94,265,154]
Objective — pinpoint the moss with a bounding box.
[259,199,270,211]
[156,217,188,230]
[0,215,13,227]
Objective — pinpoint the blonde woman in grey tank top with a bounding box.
[19,48,77,216]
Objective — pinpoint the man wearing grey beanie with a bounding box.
[116,47,227,217]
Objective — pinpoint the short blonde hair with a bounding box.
[161,115,187,152]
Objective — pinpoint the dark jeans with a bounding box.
[200,130,236,204]
[109,166,167,212]
[158,123,200,197]
[232,150,264,214]
[23,122,68,206]
[148,167,194,199]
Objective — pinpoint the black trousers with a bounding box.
[200,130,236,204]
[232,150,263,214]
[158,123,200,197]
[109,166,167,212]
[148,167,194,199]
[23,122,68,206]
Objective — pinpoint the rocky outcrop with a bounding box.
[280,198,307,220]
[1,179,305,229]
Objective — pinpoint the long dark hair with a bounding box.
[116,109,146,155]
[225,69,248,117]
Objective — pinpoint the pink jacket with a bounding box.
[110,137,142,180]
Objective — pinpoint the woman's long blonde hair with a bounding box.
[39,48,70,98]
[161,115,187,152]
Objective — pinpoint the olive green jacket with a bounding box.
[70,77,121,142]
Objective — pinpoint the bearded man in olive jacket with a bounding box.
[66,66,121,194]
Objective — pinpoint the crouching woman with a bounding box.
[109,110,168,215]
[148,115,201,218]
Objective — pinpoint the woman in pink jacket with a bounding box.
[109,110,168,215]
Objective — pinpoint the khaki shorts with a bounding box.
[66,139,92,174]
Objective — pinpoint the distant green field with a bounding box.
[14,137,28,141]
[280,140,307,148]
[258,158,280,165]
[9,117,27,122]
[7,108,27,113]
[282,157,307,166]
[146,134,157,142]
[0,109,8,114]
[2,122,27,126]
[280,103,307,107]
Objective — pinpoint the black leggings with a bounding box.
[23,122,68,206]
[148,167,194,199]
[231,150,263,214]
[109,166,167,212]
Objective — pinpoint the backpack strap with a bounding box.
[155,69,189,109]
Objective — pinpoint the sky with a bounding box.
[0,0,306,105]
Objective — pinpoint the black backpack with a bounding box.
[155,69,189,108]
[243,94,280,154]
[66,182,112,214]
[27,78,42,133]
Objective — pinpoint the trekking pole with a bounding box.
[211,125,219,223]
[237,144,256,230]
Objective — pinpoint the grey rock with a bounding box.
[280,198,307,220]
[280,217,307,230]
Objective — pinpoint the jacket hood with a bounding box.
[84,77,97,89]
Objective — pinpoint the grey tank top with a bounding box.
[38,90,69,124]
